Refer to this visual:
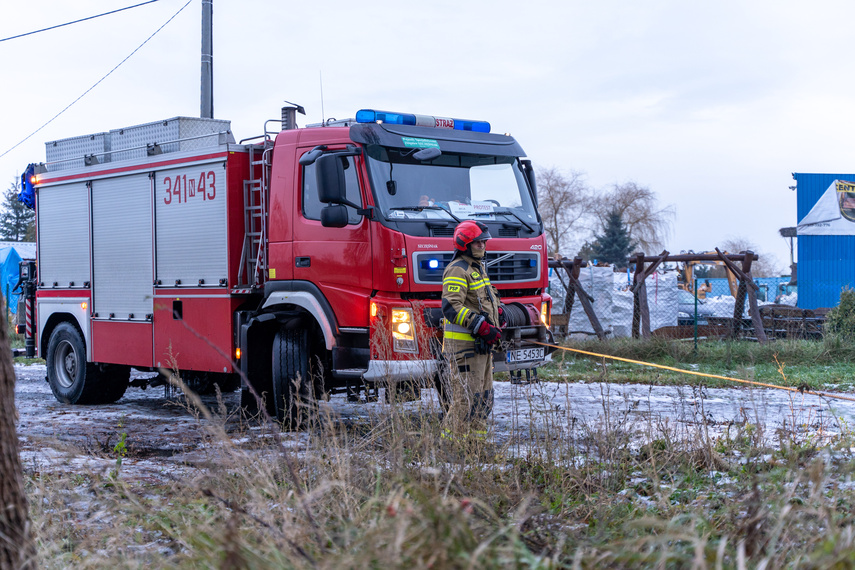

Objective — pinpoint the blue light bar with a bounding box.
[355,109,490,133]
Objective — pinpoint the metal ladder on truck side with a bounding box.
[238,131,275,289]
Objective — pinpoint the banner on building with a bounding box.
[798,180,855,235]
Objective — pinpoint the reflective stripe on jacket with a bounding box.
[441,252,500,339]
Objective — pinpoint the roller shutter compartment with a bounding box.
[38,182,91,288]
[92,173,153,320]
[154,162,227,287]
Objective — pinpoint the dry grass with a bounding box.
[21,361,855,569]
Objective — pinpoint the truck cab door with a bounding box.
[293,149,372,328]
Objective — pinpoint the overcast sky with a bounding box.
[3,0,854,271]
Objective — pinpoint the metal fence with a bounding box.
[547,253,812,343]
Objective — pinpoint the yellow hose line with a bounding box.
[531,341,855,404]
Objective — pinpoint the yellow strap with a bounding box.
[531,341,855,404]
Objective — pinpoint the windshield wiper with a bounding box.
[389,205,462,223]
[471,209,535,232]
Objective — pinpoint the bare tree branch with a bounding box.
[721,236,782,277]
[592,181,674,253]
[536,167,594,257]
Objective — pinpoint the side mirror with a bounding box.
[316,154,346,204]
[320,204,349,228]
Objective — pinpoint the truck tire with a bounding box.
[46,322,129,404]
[272,328,313,429]
[97,364,131,404]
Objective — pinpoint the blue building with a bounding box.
[794,173,855,309]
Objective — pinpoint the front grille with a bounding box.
[484,252,539,282]
[413,251,540,284]
[430,227,454,237]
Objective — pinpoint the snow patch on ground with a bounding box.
[14,363,855,480]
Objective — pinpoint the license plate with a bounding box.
[506,347,545,364]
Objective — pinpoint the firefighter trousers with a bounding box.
[440,338,494,434]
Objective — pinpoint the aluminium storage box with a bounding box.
[109,117,233,162]
[44,117,233,171]
[45,132,110,172]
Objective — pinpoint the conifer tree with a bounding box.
[589,210,637,268]
[0,179,34,242]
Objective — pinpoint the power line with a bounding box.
[0,0,195,161]
[0,0,162,43]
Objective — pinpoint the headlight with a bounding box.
[391,308,417,353]
[540,302,550,327]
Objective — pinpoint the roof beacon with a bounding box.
[355,109,490,133]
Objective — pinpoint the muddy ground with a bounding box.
[14,363,855,482]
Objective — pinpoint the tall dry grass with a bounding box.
[20,353,855,569]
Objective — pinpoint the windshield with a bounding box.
[364,145,539,226]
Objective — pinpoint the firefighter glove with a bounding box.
[475,320,502,345]
[498,304,508,328]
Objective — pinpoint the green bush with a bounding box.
[825,287,855,341]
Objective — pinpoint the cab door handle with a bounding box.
[296,257,311,267]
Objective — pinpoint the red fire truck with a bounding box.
[20,108,554,424]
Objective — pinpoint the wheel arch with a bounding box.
[261,291,335,350]
[239,303,329,413]
[40,312,88,361]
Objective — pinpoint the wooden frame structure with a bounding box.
[547,257,607,340]
[629,250,767,343]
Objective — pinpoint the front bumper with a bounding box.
[362,359,439,383]
[362,327,554,382]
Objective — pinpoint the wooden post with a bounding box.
[631,253,645,339]
[564,258,583,316]
[638,279,651,338]
[569,258,606,340]
[741,252,768,344]
[629,250,667,340]
[547,257,606,340]
[732,279,747,339]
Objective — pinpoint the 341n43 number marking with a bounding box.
[163,171,216,205]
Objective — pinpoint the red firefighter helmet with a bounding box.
[453,220,492,251]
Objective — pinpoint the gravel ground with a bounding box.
[14,363,855,482]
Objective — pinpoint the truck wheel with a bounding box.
[97,364,130,404]
[46,322,128,404]
[272,328,313,429]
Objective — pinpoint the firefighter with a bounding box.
[440,220,505,437]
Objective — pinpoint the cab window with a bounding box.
[301,155,363,224]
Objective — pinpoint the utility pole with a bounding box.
[201,0,213,118]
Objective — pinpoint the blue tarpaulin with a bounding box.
[0,244,34,314]
[0,247,22,314]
